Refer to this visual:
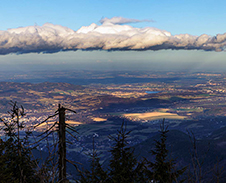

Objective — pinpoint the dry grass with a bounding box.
[158,108,170,112]
[91,117,107,122]
[52,96,65,99]
[123,111,186,121]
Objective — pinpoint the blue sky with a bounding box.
[1,0,226,71]
[1,0,225,35]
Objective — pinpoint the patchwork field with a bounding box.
[91,117,107,122]
[123,111,186,121]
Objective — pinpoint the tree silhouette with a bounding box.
[78,136,107,183]
[34,104,77,182]
[147,119,186,183]
[0,101,39,182]
[108,121,146,183]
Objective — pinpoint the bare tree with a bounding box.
[34,104,77,182]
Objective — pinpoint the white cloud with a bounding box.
[0,17,225,55]
[99,16,154,25]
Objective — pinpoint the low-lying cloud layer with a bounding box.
[0,16,226,55]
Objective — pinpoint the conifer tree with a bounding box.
[147,119,186,183]
[108,121,147,183]
[78,136,107,183]
[0,138,16,182]
[0,101,39,182]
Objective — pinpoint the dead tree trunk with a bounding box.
[58,104,67,182]
[34,103,76,182]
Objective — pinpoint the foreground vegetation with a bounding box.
[0,102,225,182]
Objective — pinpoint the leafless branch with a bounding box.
[65,124,79,134]
[34,113,58,128]
[66,129,78,140]
[37,121,58,137]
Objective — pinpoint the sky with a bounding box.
[1,0,226,72]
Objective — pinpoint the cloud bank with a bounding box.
[0,17,226,55]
